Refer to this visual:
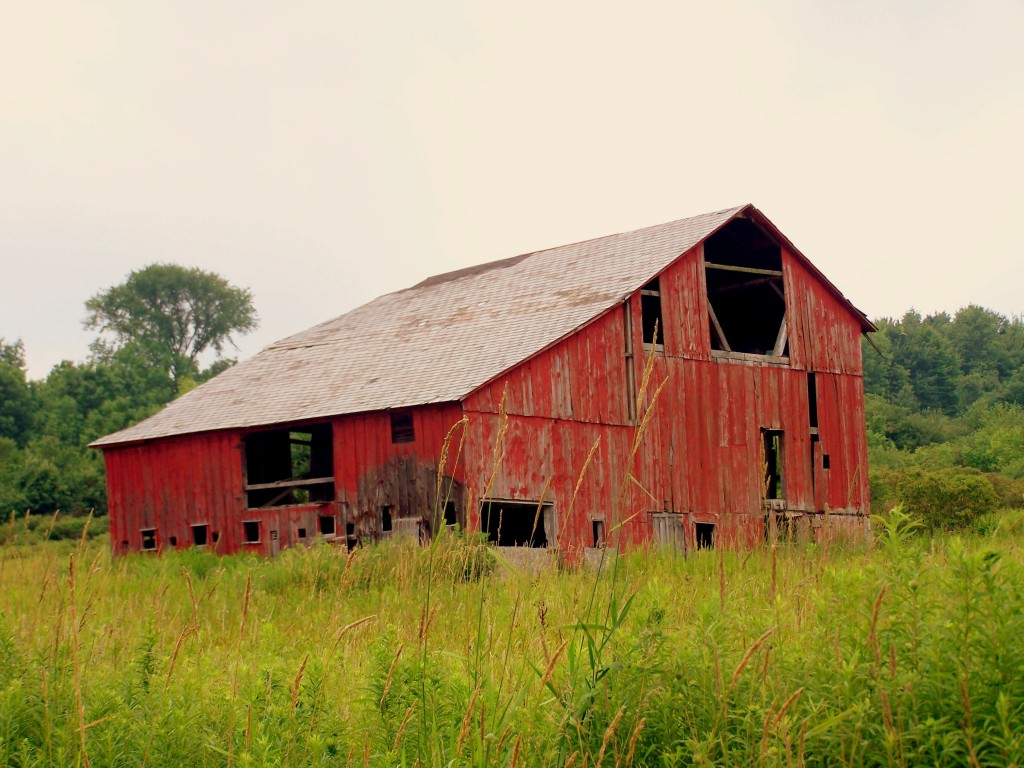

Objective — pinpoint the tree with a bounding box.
[0,338,33,446]
[84,264,258,391]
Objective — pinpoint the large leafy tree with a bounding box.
[0,339,33,446]
[84,264,258,391]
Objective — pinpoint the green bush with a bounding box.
[897,468,998,532]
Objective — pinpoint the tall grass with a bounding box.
[2,513,1024,766]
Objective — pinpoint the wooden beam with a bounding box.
[244,476,335,491]
[707,276,780,295]
[772,313,789,357]
[705,262,783,277]
[707,299,732,352]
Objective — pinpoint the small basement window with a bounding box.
[297,527,307,539]
[640,277,664,346]
[391,411,415,443]
[695,522,715,550]
[705,218,788,357]
[191,524,209,547]
[318,515,336,536]
[243,520,261,544]
[481,499,553,547]
[244,423,334,508]
[169,536,177,547]
[141,528,157,551]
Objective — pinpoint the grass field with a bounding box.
[2,510,1024,767]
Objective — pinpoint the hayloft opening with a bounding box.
[191,524,208,547]
[705,219,788,357]
[640,278,664,346]
[391,412,415,443]
[481,499,552,547]
[141,528,157,551]
[243,423,334,508]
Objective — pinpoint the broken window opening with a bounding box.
[318,514,336,536]
[807,372,819,430]
[649,513,685,551]
[243,520,261,544]
[244,423,334,508]
[169,536,177,547]
[762,429,785,501]
[191,524,209,547]
[640,278,664,347]
[695,522,715,550]
[481,499,552,547]
[443,500,458,527]
[705,219,787,357]
[390,411,415,443]
[141,528,157,551]
[381,505,393,533]
[591,518,606,548]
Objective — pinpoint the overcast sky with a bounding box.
[3,1,1022,379]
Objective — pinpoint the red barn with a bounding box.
[92,204,875,555]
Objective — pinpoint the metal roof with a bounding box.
[92,204,869,447]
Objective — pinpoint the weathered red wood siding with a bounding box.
[104,431,245,554]
[462,243,870,551]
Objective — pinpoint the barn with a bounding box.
[92,204,875,556]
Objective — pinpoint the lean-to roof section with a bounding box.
[92,204,869,447]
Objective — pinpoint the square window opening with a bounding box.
[168,536,177,547]
[318,515,336,536]
[243,423,334,508]
[191,524,209,547]
[391,411,415,443]
[297,527,307,538]
[695,522,715,550]
[141,528,157,551]
[243,520,261,544]
[481,499,552,547]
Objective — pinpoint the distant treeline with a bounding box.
[2,303,1023,522]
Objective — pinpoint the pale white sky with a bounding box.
[2,1,1022,379]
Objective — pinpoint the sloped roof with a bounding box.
[92,204,870,447]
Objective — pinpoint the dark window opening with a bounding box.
[318,515,336,536]
[381,505,393,533]
[121,540,129,550]
[345,522,356,550]
[481,499,551,547]
[822,453,831,470]
[807,372,819,429]
[244,423,334,508]
[243,520,261,543]
[640,278,664,346]
[212,531,220,543]
[705,219,787,356]
[763,429,785,500]
[443,501,458,527]
[297,527,307,539]
[141,528,157,551]
[169,536,177,547]
[591,519,606,548]
[191,524,209,547]
[695,522,715,550]
[391,411,415,443]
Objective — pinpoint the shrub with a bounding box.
[897,468,998,532]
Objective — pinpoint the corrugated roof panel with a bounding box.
[92,206,746,446]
